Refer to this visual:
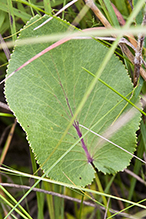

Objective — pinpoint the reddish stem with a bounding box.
[73,121,93,163]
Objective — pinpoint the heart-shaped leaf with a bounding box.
[5,15,141,186]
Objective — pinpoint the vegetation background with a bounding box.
[0,0,146,218]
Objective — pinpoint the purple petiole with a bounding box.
[73,121,93,163]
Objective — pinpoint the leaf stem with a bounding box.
[73,121,93,163]
[59,76,93,163]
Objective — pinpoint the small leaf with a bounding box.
[5,15,141,186]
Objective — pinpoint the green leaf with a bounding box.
[5,15,141,186]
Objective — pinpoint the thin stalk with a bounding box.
[0,113,13,117]
[29,149,44,219]
[101,0,119,26]
[43,182,55,219]
[1,166,146,210]
[0,185,32,219]
[94,172,111,217]
[54,184,61,218]
[78,193,84,219]
[7,0,17,41]
[0,119,16,164]
[82,67,146,116]
[28,0,35,16]
[0,194,27,218]
[60,186,64,219]
[62,0,67,19]
[127,134,145,202]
